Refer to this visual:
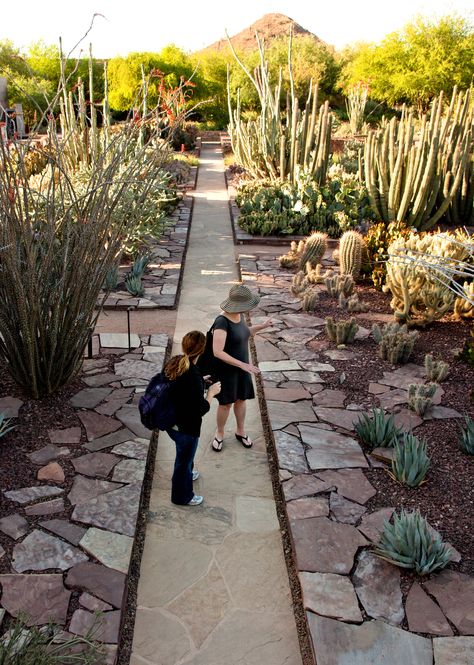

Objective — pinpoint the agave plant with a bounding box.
[125,273,145,297]
[355,408,403,450]
[391,433,430,487]
[130,254,151,278]
[103,265,120,291]
[459,416,474,455]
[375,510,454,575]
[0,412,15,439]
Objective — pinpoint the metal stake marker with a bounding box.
[127,307,133,351]
[87,329,93,359]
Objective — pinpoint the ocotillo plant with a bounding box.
[227,31,332,186]
[364,88,473,230]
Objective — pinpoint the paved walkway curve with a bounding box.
[130,142,303,665]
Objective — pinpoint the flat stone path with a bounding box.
[130,143,302,665]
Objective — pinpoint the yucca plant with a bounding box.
[459,416,474,455]
[424,354,449,383]
[0,412,15,439]
[355,408,403,450]
[125,273,145,297]
[390,433,430,487]
[375,510,454,575]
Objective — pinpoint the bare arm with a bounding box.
[212,329,260,375]
[248,318,273,336]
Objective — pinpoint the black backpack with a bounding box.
[196,324,216,377]
[138,371,177,431]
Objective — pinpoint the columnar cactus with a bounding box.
[291,271,310,297]
[227,33,332,186]
[279,240,305,269]
[299,232,327,270]
[306,263,332,284]
[454,281,474,319]
[339,230,365,280]
[339,293,369,313]
[364,88,473,230]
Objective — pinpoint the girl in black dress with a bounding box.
[165,331,221,504]
[211,284,272,452]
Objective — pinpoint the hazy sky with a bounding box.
[6,0,473,57]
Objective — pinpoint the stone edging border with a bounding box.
[0,333,170,665]
[238,252,474,665]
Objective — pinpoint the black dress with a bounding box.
[213,314,255,405]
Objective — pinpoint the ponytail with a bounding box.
[163,330,206,381]
[164,354,190,381]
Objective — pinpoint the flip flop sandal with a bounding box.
[235,433,253,448]
[211,436,223,452]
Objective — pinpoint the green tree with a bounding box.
[342,15,474,108]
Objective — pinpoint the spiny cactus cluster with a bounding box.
[306,263,332,284]
[355,408,403,450]
[278,240,305,269]
[325,274,355,299]
[424,354,449,383]
[459,416,474,455]
[454,281,474,319]
[375,510,454,575]
[302,290,319,312]
[384,231,470,326]
[338,293,369,313]
[339,230,366,280]
[298,232,327,270]
[408,383,437,416]
[391,433,430,487]
[372,322,419,364]
[325,316,359,345]
[290,271,310,297]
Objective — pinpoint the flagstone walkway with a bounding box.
[130,142,303,665]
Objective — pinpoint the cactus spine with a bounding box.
[454,281,474,319]
[291,271,310,297]
[325,274,355,298]
[306,263,332,284]
[302,290,319,311]
[339,230,365,280]
[279,240,305,269]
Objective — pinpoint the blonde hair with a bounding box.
[164,330,206,381]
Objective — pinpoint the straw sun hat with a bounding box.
[219,284,260,313]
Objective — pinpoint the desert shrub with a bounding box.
[364,220,412,288]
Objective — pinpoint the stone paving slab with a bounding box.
[307,615,433,665]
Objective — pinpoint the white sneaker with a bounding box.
[192,470,200,481]
[188,495,203,506]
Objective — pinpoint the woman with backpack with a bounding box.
[165,330,221,506]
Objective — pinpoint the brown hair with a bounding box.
[164,330,206,381]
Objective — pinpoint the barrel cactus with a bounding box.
[299,232,327,270]
[339,230,365,280]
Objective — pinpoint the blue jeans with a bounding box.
[167,428,199,505]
